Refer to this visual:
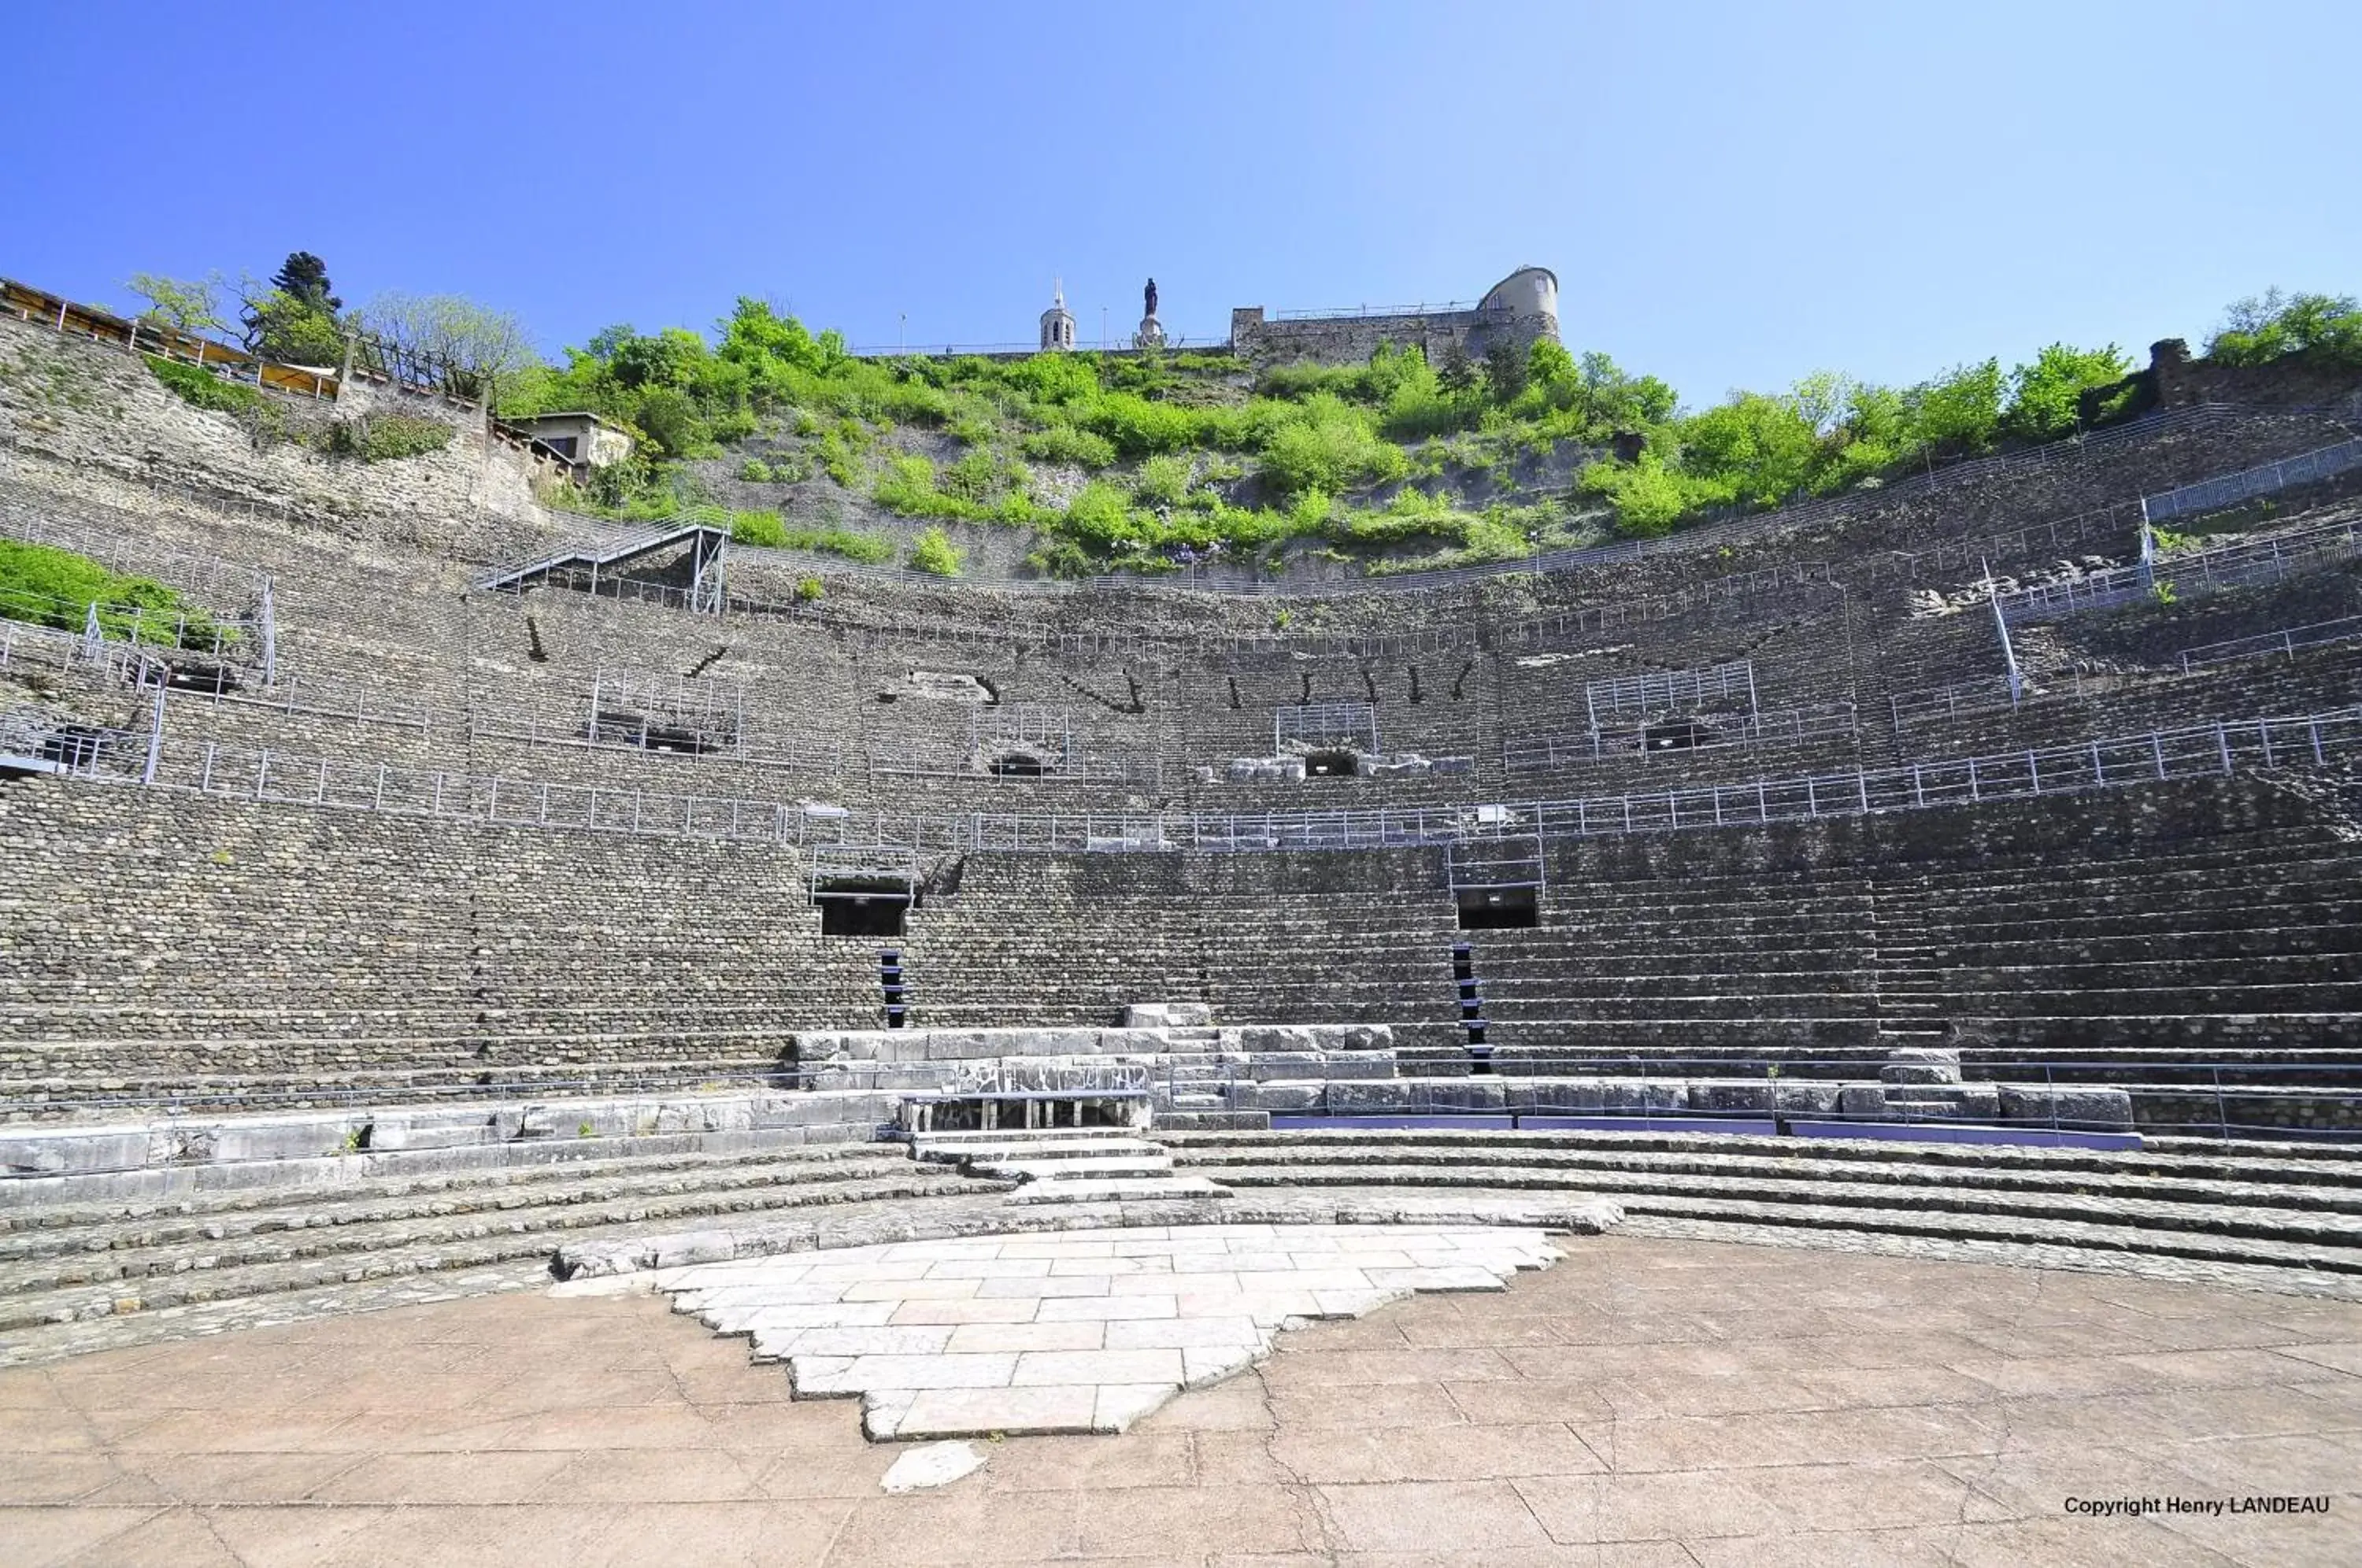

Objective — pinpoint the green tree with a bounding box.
[1482,340,1527,401]
[2004,342,2131,441]
[240,289,346,366]
[1525,338,1576,392]
[1579,453,1716,538]
[238,253,345,367]
[1676,391,1820,506]
[1905,358,2003,454]
[1437,341,1478,397]
[125,272,225,334]
[354,292,539,402]
[269,252,340,313]
[2208,289,2362,368]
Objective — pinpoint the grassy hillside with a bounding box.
[495,290,2362,579]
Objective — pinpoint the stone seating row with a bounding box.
[1160,1126,2362,1276]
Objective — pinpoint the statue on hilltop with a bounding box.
[1133,277,1167,350]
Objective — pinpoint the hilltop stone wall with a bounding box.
[1229,305,1555,369]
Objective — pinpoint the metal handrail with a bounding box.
[2145,437,2362,523]
[1994,512,2362,623]
[40,702,2362,856]
[2179,615,2362,674]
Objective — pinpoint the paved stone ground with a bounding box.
[3,1233,2360,1566]
[635,1225,1562,1439]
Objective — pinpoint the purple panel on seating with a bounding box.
[1517,1115,1781,1136]
[1788,1119,2142,1152]
[1268,1115,1518,1131]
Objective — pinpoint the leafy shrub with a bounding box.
[1061,482,1141,549]
[146,355,261,415]
[0,539,224,647]
[909,525,965,576]
[1256,395,1408,498]
[1020,424,1118,469]
[324,412,454,462]
[794,574,824,601]
[1026,538,1095,579]
[727,508,892,562]
[944,448,1001,503]
[873,453,986,520]
[783,525,893,563]
[739,457,775,483]
[1132,453,1193,506]
[1580,454,1725,538]
[730,508,787,547]
[144,354,287,443]
[1328,488,1467,545]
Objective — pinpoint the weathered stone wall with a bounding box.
[2148,338,2362,412]
[1228,305,1552,369]
[0,312,550,559]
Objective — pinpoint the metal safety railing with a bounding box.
[1505,703,1858,773]
[38,705,2362,857]
[1994,512,2362,623]
[2144,437,2362,523]
[2179,615,2362,675]
[173,663,1155,786]
[1584,660,1757,723]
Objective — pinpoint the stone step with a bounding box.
[1002,1174,1233,1205]
[1184,1136,2362,1215]
[1187,1162,2362,1263]
[908,1134,1167,1165]
[1163,1128,2362,1192]
[0,1151,928,1282]
[0,1129,897,1225]
[969,1156,1180,1183]
[0,1167,988,1335]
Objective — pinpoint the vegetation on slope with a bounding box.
[0,540,227,647]
[118,251,2362,575]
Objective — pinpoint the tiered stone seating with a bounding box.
[0,784,879,1109]
[1162,1126,2362,1277]
[8,383,2362,1311]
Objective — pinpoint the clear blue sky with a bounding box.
[3,0,2353,406]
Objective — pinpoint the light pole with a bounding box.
[898,312,905,353]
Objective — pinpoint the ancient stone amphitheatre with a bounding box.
[2,272,2360,1564]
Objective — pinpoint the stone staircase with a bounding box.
[905,1126,1232,1204]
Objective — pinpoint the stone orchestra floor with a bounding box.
[2,1231,2360,1566]
[624,1225,1564,1440]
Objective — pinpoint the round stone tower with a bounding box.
[1039,281,1076,353]
[1468,264,1561,364]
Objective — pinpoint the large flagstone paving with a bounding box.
[2,1232,2359,1565]
[625,1224,1560,1439]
